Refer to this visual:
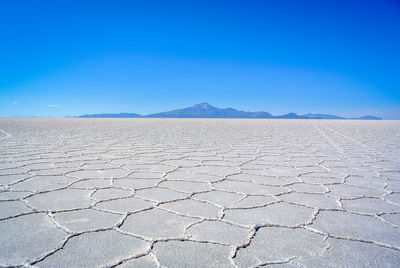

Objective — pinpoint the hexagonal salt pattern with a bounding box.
[0,118,399,267]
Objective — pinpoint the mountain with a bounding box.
[352,115,382,120]
[74,103,382,120]
[78,113,142,118]
[275,112,308,119]
[146,103,274,118]
[303,113,345,119]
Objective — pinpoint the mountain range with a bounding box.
[77,103,381,120]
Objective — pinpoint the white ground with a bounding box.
[0,118,399,267]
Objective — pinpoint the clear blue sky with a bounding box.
[1,0,399,118]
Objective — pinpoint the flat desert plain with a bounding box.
[0,118,400,267]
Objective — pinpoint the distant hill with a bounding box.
[8,114,40,118]
[75,103,382,120]
[352,115,382,120]
[303,113,345,119]
[79,113,142,118]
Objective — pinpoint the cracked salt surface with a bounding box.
[0,119,400,267]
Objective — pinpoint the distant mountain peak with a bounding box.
[192,103,215,109]
[275,112,308,119]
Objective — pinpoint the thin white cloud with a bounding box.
[48,104,59,107]
[12,101,18,105]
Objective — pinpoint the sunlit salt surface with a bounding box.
[0,118,399,267]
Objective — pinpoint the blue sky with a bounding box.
[1,0,399,118]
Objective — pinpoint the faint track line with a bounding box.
[318,124,380,156]
[0,129,12,141]
[311,122,343,154]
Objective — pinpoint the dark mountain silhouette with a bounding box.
[76,103,382,120]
